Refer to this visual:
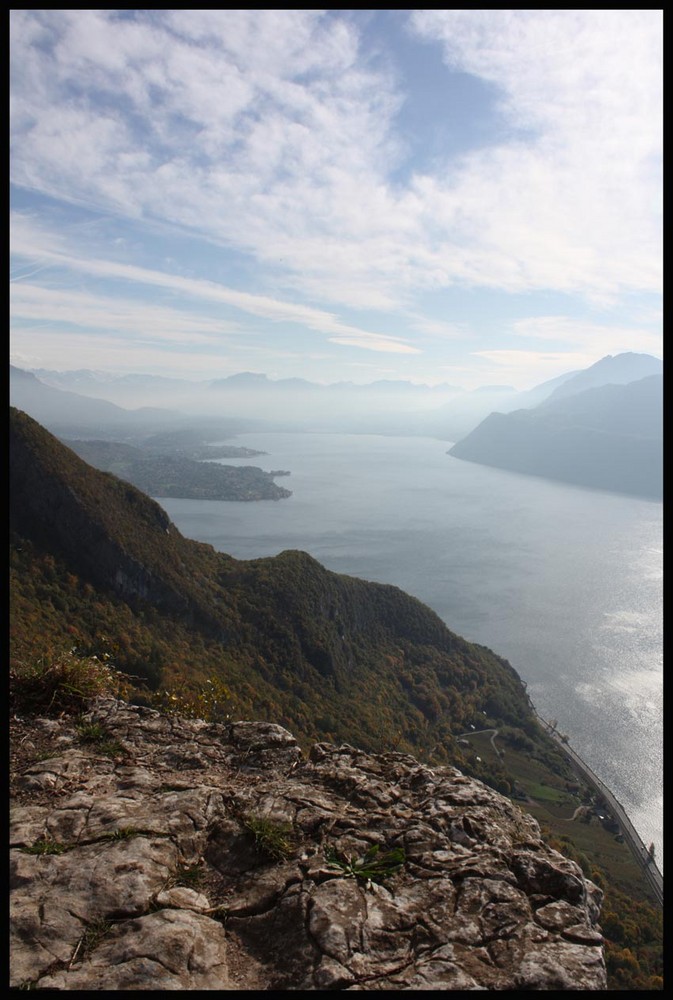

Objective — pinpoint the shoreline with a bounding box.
[532,709,663,906]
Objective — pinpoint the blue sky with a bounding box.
[10,10,662,390]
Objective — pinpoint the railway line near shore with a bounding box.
[535,715,663,906]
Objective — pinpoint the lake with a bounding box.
[156,431,663,867]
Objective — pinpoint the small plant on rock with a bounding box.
[170,861,204,889]
[243,815,295,862]
[104,826,139,841]
[20,837,71,856]
[76,918,113,962]
[325,844,406,887]
[10,647,128,717]
[75,720,125,757]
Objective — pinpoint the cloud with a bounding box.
[510,316,663,358]
[10,212,419,356]
[407,315,470,340]
[327,334,419,355]
[473,349,596,372]
[9,6,663,399]
[409,10,662,142]
[407,10,662,301]
[469,312,662,387]
[10,9,662,315]
[10,330,237,378]
[10,283,238,343]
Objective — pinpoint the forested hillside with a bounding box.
[10,406,532,778]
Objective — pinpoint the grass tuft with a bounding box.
[243,816,295,861]
[78,918,113,960]
[326,843,406,886]
[20,837,71,856]
[10,648,127,717]
[169,861,204,889]
[75,720,125,757]
[103,826,139,841]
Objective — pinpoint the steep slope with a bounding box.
[10,407,219,625]
[10,407,533,774]
[448,376,662,500]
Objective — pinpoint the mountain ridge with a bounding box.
[9,406,532,771]
[15,352,663,443]
[540,352,663,406]
[448,374,663,499]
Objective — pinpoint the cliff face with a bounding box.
[10,699,606,991]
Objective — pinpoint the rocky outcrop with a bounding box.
[10,700,607,990]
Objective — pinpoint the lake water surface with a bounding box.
[156,432,663,866]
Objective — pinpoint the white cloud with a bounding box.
[510,316,663,358]
[9,8,663,378]
[10,331,237,378]
[10,212,418,355]
[407,316,469,340]
[410,10,662,141]
[327,333,419,355]
[10,283,238,343]
[407,10,662,301]
[11,10,414,308]
[473,349,596,374]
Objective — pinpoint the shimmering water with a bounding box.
[156,432,663,866]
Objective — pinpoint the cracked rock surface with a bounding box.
[10,698,606,990]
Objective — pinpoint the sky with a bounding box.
[10,9,663,391]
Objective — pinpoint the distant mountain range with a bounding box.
[29,366,461,398]
[540,352,662,405]
[9,365,180,435]
[9,365,261,440]
[448,355,663,500]
[11,364,513,437]
[8,361,603,440]
[10,353,663,499]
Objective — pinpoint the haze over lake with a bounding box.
[157,431,663,867]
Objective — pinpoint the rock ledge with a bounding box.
[10,699,606,990]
